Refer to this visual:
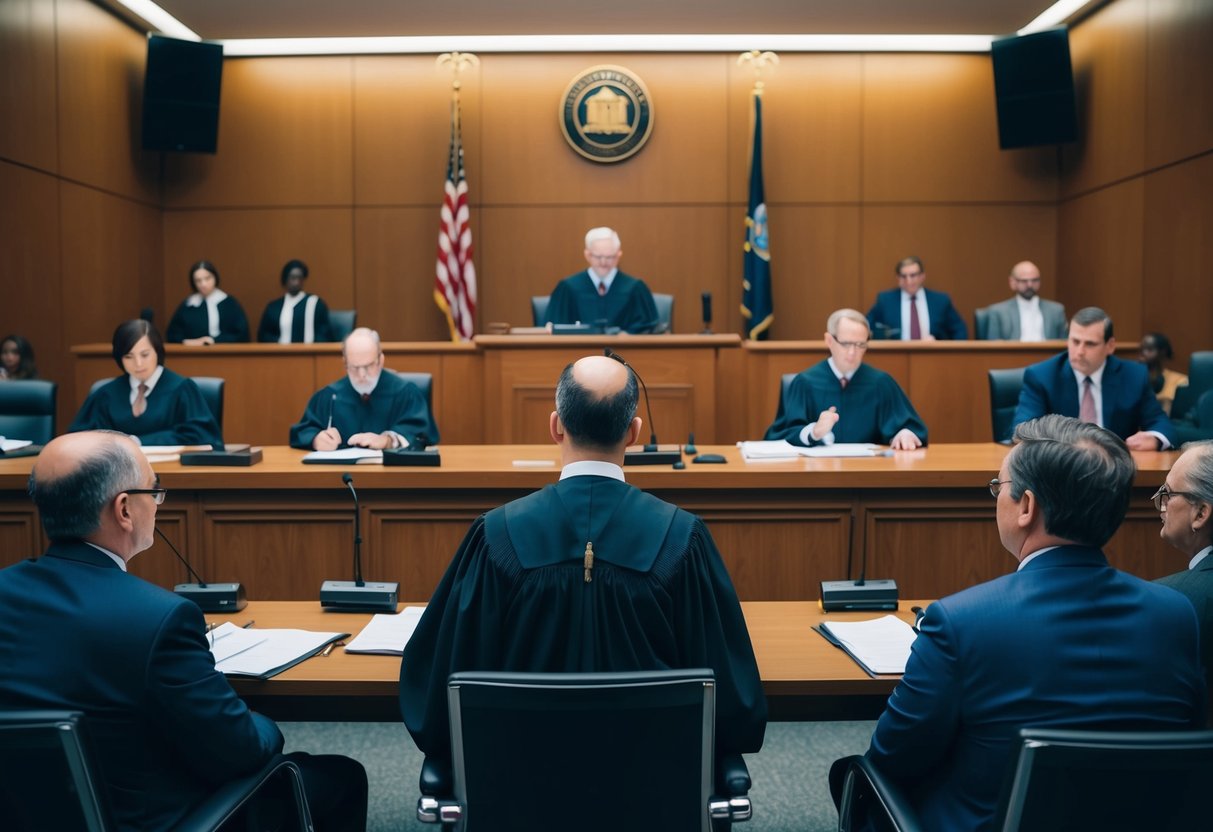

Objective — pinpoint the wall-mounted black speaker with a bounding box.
[141,35,223,154]
[991,26,1077,150]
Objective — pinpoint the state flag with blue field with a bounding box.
[741,93,772,340]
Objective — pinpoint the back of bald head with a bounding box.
[30,432,143,541]
[555,356,639,452]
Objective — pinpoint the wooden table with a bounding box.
[207,600,921,722]
[0,444,1180,603]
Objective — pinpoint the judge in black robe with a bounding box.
[542,227,659,334]
[256,258,335,343]
[400,355,766,767]
[764,309,928,448]
[289,327,438,449]
[165,260,250,344]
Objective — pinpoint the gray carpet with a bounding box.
[280,720,876,831]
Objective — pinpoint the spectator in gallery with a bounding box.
[165,260,251,345]
[867,255,968,341]
[0,334,38,380]
[1140,332,1189,416]
[257,259,334,343]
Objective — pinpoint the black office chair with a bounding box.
[0,710,313,832]
[89,376,224,431]
[0,379,56,445]
[390,370,439,445]
[987,367,1026,444]
[329,309,357,342]
[530,295,550,327]
[974,306,992,340]
[1171,351,1213,422]
[653,293,675,334]
[836,727,1213,832]
[416,669,753,832]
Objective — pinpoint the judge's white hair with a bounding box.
[584,227,621,251]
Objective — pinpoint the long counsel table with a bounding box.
[206,600,922,722]
[0,444,1180,603]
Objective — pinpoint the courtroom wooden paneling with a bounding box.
[1061,0,1149,198]
[1145,0,1213,170]
[478,54,729,206]
[0,505,42,568]
[1056,178,1145,340]
[861,54,1059,205]
[55,0,159,204]
[367,507,503,600]
[0,0,57,172]
[859,204,1059,328]
[127,509,196,588]
[1141,152,1213,363]
[160,207,357,323]
[1107,506,1189,580]
[161,57,355,208]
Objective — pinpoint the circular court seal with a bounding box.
[559,65,654,163]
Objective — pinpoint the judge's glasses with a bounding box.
[123,487,167,505]
[1151,485,1198,511]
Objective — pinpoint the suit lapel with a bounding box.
[1059,357,1081,416]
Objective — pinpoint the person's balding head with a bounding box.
[552,355,641,458]
[343,327,384,387]
[1009,261,1042,300]
[30,432,156,558]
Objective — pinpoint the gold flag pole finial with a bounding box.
[437,51,480,93]
[737,50,779,94]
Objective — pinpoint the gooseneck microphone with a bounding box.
[319,473,399,612]
[602,348,682,465]
[157,526,246,612]
[700,292,713,334]
[819,536,898,612]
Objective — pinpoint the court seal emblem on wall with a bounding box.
[559,65,654,163]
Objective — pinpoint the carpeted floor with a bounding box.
[281,719,876,831]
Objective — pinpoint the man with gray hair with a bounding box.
[0,431,368,830]
[542,226,660,333]
[831,415,1205,830]
[1155,440,1213,692]
[289,326,438,450]
[764,308,927,449]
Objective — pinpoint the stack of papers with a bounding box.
[738,440,881,460]
[302,448,384,464]
[208,622,348,679]
[344,606,426,655]
[816,614,918,676]
[0,438,34,453]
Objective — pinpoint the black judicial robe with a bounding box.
[68,369,224,447]
[764,361,928,446]
[256,293,334,343]
[543,271,659,334]
[288,372,438,449]
[399,475,768,763]
[166,295,251,343]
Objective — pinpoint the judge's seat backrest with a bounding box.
[329,309,357,342]
[388,370,438,444]
[988,367,1026,444]
[653,293,675,333]
[531,295,551,327]
[1172,351,1213,421]
[974,306,992,340]
[0,380,56,445]
[89,376,224,430]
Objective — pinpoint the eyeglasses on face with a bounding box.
[1151,485,1198,512]
[988,478,1012,499]
[123,487,167,505]
[831,337,869,351]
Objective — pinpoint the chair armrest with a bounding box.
[419,756,452,797]
[715,753,751,796]
[176,755,311,832]
[838,756,923,832]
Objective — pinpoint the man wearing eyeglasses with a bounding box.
[1154,440,1213,694]
[833,416,1204,831]
[542,227,660,334]
[764,308,927,449]
[0,431,369,830]
[289,326,439,451]
[867,255,968,340]
[979,260,1068,341]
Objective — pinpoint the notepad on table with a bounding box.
[344,606,426,655]
[302,448,384,464]
[209,623,348,679]
[816,614,917,676]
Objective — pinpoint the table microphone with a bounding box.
[157,526,246,612]
[319,473,399,612]
[820,542,898,612]
[603,348,681,465]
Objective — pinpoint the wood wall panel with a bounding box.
[161,58,355,208]
[369,510,487,599]
[862,54,1058,204]
[0,0,57,172]
[55,0,159,204]
[0,507,42,569]
[860,204,1058,326]
[1141,153,1213,362]
[161,208,355,323]
[127,509,194,588]
[726,54,863,204]
[1106,508,1188,580]
[478,54,729,205]
[1056,178,1145,340]
[1145,0,1213,169]
[703,512,851,601]
[352,56,482,206]
[1060,0,1148,197]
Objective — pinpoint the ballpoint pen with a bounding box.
[241,620,255,629]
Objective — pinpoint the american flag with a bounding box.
[434,99,477,342]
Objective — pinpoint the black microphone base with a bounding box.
[820,579,899,612]
[382,449,441,467]
[624,446,682,465]
[319,580,399,613]
[175,582,247,613]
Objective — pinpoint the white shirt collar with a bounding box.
[826,357,853,382]
[1014,295,1041,310]
[560,460,626,482]
[1071,362,1106,388]
[129,365,164,395]
[84,541,127,572]
[283,290,307,309]
[1190,546,1213,571]
[186,289,228,308]
[587,268,618,293]
[1017,545,1060,571]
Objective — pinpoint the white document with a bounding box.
[207,622,269,663]
[799,444,881,458]
[737,440,801,460]
[344,606,427,655]
[302,448,384,462]
[820,614,917,675]
[0,438,34,452]
[212,628,347,678]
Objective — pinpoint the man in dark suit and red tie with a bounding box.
[866,255,968,341]
[1013,306,1176,450]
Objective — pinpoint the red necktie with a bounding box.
[840,377,848,390]
[1079,376,1096,424]
[361,393,371,403]
[908,294,922,340]
[598,282,607,296]
[132,383,148,417]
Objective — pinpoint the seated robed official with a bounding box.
[257,259,334,344]
[542,226,660,334]
[165,260,250,345]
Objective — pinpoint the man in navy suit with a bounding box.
[867,255,968,340]
[0,431,367,831]
[832,415,1205,830]
[1014,306,1176,450]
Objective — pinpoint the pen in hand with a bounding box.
[327,392,336,430]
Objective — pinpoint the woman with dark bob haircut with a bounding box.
[256,258,334,343]
[67,319,223,447]
[0,334,38,380]
[165,260,251,345]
